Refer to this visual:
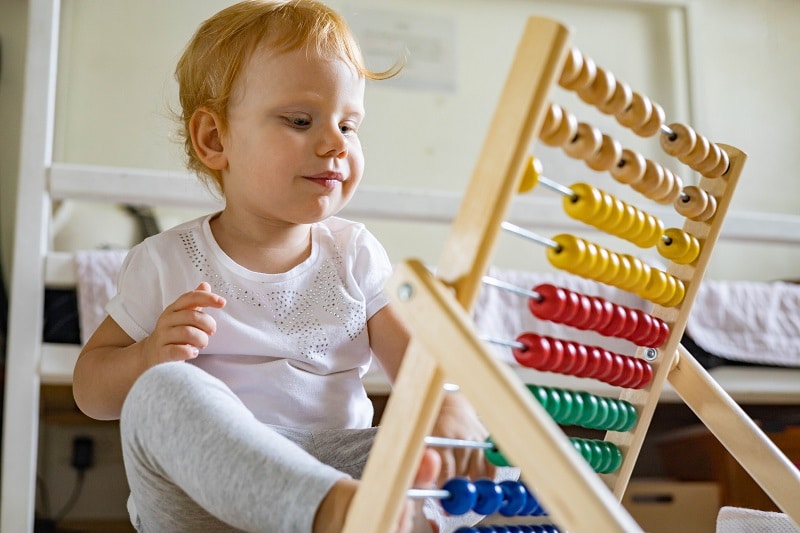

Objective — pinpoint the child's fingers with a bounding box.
[169,285,226,312]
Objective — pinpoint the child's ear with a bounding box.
[190,108,227,171]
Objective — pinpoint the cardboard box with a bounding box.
[656,425,800,512]
[623,480,721,533]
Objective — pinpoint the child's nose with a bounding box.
[317,126,348,158]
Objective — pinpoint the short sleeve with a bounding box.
[105,242,165,341]
[351,226,393,319]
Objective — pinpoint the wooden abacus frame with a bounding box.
[342,16,800,533]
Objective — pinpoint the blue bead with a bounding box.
[498,480,528,516]
[453,528,478,533]
[441,478,477,516]
[517,483,541,516]
[473,479,504,515]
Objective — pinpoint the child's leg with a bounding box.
[120,361,348,533]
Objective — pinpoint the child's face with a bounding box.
[219,42,366,226]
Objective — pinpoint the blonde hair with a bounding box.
[175,0,398,193]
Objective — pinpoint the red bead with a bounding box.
[529,284,567,321]
[543,338,566,372]
[513,333,549,369]
[568,294,595,330]
[595,349,616,381]
[597,304,627,337]
[628,311,653,346]
[634,361,654,388]
[580,347,604,378]
[557,340,578,373]
[612,356,638,388]
[653,320,671,346]
[592,298,615,332]
[566,343,589,376]
[556,290,582,322]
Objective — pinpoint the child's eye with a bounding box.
[284,115,311,128]
[340,122,359,135]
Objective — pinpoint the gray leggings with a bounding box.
[120,362,376,533]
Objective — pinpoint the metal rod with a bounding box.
[501,221,559,250]
[482,275,542,301]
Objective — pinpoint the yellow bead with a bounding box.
[622,254,644,291]
[640,268,669,302]
[547,234,586,273]
[595,247,619,284]
[657,228,701,264]
[655,274,678,306]
[579,242,603,279]
[563,182,603,221]
[597,195,626,234]
[518,155,542,193]
[636,215,665,249]
[663,278,686,307]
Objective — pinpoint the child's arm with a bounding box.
[73,282,225,421]
[368,304,496,486]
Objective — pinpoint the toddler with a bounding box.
[73,1,493,531]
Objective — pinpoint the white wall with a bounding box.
[0,0,29,287]
[2,0,800,284]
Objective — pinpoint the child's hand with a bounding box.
[142,282,225,368]
[430,393,496,487]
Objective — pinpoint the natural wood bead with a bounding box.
[597,80,632,116]
[674,185,709,219]
[616,92,653,130]
[653,168,683,204]
[562,54,597,92]
[694,192,718,222]
[540,104,563,140]
[586,133,622,171]
[563,122,602,160]
[660,123,696,158]
[632,160,665,197]
[680,134,709,167]
[559,48,584,88]
[578,67,616,107]
[696,142,722,176]
[540,105,578,147]
[610,149,645,184]
[634,101,665,137]
[707,147,730,178]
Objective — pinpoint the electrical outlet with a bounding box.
[71,436,94,471]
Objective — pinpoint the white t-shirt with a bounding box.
[107,214,392,430]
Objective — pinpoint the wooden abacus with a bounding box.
[342,16,800,533]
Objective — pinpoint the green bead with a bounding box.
[484,437,511,467]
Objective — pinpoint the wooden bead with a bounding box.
[586,134,622,171]
[696,142,722,176]
[597,80,632,115]
[652,167,680,204]
[559,48,584,88]
[616,92,652,130]
[707,147,730,178]
[680,134,709,167]
[562,54,597,91]
[563,122,602,160]
[610,149,645,184]
[540,104,562,141]
[631,160,665,197]
[694,192,718,222]
[674,185,709,219]
[578,67,616,107]
[541,105,578,147]
[660,123,696,157]
[634,102,665,137]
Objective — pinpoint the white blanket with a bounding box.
[687,280,800,367]
[74,249,127,344]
